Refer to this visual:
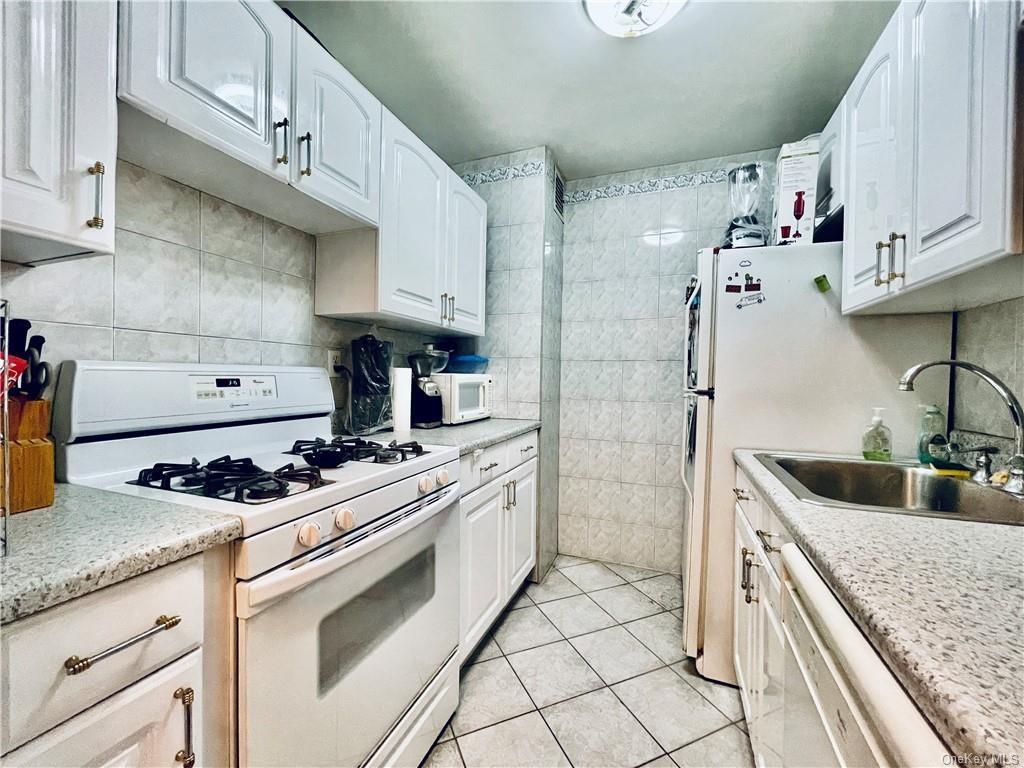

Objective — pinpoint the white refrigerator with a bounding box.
[679,243,952,684]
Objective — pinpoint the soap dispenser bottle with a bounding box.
[917,404,947,463]
[862,407,893,462]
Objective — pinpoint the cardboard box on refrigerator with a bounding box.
[773,138,819,245]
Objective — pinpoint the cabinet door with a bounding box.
[506,459,537,595]
[817,98,845,219]
[1,0,116,261]
[460,481,505,661]
[842,11,902,312]
[446,174,487,335]
[899,0,1020,286]
[118,0,291,179]
[378,109,448,326]
[292,25,381,225]
[3,650,202,768]
[733,507,759,737]
[758,589,785,768]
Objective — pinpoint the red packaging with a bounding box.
[2,355,29,392]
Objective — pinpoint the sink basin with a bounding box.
[756,453,1024,526]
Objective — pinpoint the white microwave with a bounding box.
[429,373,492,425]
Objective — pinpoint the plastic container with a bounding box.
[445,354,489,374]
[917,404,947,464]
[862,407,892,462]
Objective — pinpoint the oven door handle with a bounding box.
[237,483,460,618]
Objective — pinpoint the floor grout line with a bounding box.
[440,560,748,767]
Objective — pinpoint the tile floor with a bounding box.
[422,556,753,768]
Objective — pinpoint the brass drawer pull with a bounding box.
[481,461,498,472]
[743,555,760,604]
[64,614,182,675]
[755,529,780,554]
[299,131,313,176]
[874,239,892,286]
[888,231,906,280]
[86,161,105,228]
[733,487,753,501]
[511,478,517,506]
[174,686,196,768]
[449,294,455,321]
[520,445,535,453]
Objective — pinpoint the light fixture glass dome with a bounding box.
[583,0,687,38]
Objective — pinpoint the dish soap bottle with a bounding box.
[862,407,892,462]
[917,404,947,463]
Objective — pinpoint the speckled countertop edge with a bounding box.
[734,449,1024,759]
[1,485,241,624]
[371,418,542,456]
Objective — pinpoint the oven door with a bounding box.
[451,376,491,423]
[236,485,460,767]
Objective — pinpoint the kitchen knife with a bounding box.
[7,318,30,358]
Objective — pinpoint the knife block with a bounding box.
[1,396,55,513]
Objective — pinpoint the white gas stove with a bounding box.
[53,361,462,767]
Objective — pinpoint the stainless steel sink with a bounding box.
[756,453,1024,526]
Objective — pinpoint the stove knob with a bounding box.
[418,475,435,494]
[335,507,356,531]
[297,521,322,548]
[436,468,450,486]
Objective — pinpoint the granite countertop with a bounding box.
[372,418,541,456]
[1,485,241,624]
[734,449,1024,760]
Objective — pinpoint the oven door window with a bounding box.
[238,504,458,767]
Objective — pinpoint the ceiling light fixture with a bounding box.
[583,0,687,38]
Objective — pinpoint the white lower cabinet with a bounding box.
[3,650,203,768]
[459,447,538,663]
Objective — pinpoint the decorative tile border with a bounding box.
[461,160,545,187]
[564,167,731,205]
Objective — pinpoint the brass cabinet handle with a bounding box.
[733,487,753,501]
[511,478,517,506]
[740,546,751,590]
[449,294,455,321]
[86,161,105,228]
[743,555,760,604]
[274,118,289,164]
[888,231,906,281]
[64,614,182,675]
[755,529,780,554]
[174,686,196,768]
[874,239,892,286]
[299,131,313,176]
[520,445,534,454]
[441,292,449,322]
[481,461,498,472]
[502,481,509,511]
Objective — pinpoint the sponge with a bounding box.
[928,458,972,478]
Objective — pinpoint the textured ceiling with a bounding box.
[280,0,897,179]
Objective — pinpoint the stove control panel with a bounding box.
[190,375,278,403]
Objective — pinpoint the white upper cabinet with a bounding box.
[841,11,902,312]
[446,175,487,335]
[841,0,1022,313]
[898,0,1020,287]
[291,26,381,225]
[378,108,449,327]
[119,0,292,180]
[1,0,117,264]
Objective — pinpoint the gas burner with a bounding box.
[289,438,328,455]
[365,441,426,464]
[130,455,331,504]
[335,437,384,461]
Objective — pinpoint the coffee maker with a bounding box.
[407,344,448,429]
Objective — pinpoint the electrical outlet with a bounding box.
[327,349,343,377]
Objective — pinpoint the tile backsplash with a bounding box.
[556,147,778,573]
[952,296,1024,469]
[0,161,435,404]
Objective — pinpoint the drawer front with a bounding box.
[505,431,539,470]
[459,441,509,494]
[3,649,203,767]
[2,556,204,752]
[733,465,761,528]
[782,584,881,768]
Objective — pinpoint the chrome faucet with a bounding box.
[898,360,1024,496]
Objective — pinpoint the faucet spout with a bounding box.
[898,360,1024,495]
